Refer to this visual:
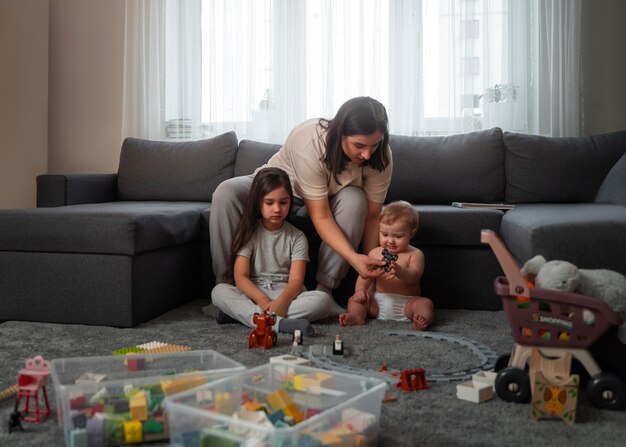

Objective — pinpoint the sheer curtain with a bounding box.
[122,0,582,141]
[122,0,202,140]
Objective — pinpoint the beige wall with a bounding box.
[0,0,49,209]
[48,0,125,174]
[581,0,626,135]
[1,0,625,208]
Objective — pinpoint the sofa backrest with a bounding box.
[117,132,238,201]
[503,130,626,203]
[234,140,281,176]
[386,128,505,204]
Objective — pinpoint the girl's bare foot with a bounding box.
[412,314,429,331]
[339,312,366,327]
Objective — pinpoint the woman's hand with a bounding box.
[351,253,386,279]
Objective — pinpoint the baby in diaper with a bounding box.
[339,201,434,330]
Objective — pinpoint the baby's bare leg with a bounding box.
[404,297,434,331]
[339,294,378,326]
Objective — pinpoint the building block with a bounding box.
[456,380,494,403]
[341,408,377,433]
[130,391,148,421]
[215,392,234,415]
[126,357,146,371]
[69,428,88,447]
[123,420,143,443]
[396,368,429,391]
[293,372,334,394]
[267,388,303,423]
[160,376,207,396]
[471,371,497,390]
[529,349,579,425]
[248,311,278,349]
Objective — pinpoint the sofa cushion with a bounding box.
[0,202,209,256]
[117,132,238,201]
[503,130,626,204]
[386,128,505,204]
[595,152,626,206]
[234,140,281,176]
[500,203,626,274]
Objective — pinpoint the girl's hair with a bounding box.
[319,96,390,185]
[225,167,294,283]
[380,200,419,230]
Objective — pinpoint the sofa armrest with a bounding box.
[595,152,626,206]
[37,174,118,207]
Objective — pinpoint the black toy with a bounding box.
[9,410,23,433]
[381,248,398,272]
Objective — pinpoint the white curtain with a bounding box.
[122,0,582,141]
[122,0,202,140]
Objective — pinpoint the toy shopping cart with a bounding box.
[481,229,626,410]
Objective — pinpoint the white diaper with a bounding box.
[373,291,412,321]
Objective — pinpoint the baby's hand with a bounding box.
[352,289,370,304]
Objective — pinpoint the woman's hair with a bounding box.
[225,167,294,283]
[319,96,390,184]
[380,200,419,230]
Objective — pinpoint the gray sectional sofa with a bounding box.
[1,128,625,327]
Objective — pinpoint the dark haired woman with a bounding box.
[210,96,393,313]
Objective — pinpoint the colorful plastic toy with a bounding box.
[248,311,278,349]
[481,229,626,411]
[381,248,398,272]
[15,355,51,422]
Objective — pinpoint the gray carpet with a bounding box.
[1,299,625,446]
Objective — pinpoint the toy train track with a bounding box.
[292,330,499,383]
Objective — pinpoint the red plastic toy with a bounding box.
[15,355,51,422]
[248,311,278,349]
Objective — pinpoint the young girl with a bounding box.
[211,167,333,336]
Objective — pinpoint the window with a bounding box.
[122,1,582,141]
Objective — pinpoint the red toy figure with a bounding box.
[15,355,51,422]
[248,311,278,349]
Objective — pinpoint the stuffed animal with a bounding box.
[521,255,626,341]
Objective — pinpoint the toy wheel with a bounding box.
[495,367,531,403]
[586,372,626,410]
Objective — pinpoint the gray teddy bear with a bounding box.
[521,255,626,341]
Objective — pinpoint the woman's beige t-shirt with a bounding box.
[259,118,393,202]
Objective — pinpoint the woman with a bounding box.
[210,96,393,310]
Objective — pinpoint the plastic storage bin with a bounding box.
[165,362,388,447]
[50,350,245,446]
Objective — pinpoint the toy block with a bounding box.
[126,357,146,371]
[267,388,303,423]
[215,391,234,415]
[123,420,143,443]
[196,388,214,403]
[160,375,207,395]
[129,391,148,421]
[529,349,579,425]
[69,428,88,447]
[456,380,494,403]
[70,395,87,410]
[71,411,87,428]
[472,371,497,390]
[86,414,105,447]
[396,368,429,391]
[341,408,377,433]
[75,372,107,385]
[293,372,334,394]
[270,354,312,370]
[232,408,273,427]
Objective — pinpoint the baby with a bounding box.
[339,201,434,330]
